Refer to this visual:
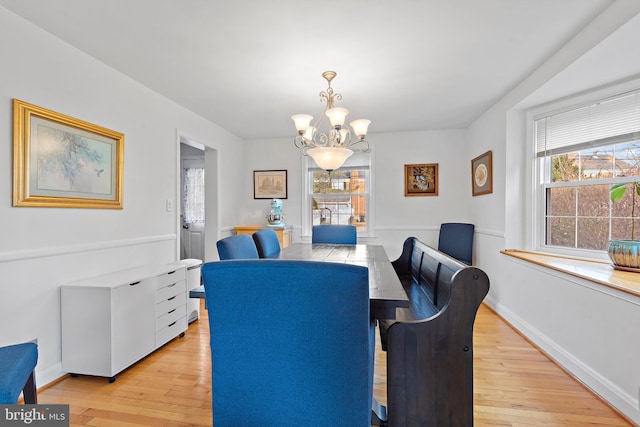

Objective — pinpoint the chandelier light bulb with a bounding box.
[303,126,315,141]
[339,128,349,143]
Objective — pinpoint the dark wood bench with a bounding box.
[378,237,490,426]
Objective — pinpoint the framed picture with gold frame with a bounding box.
[471,150,492,196]
[404,163,438,197]
[12,99,124,209]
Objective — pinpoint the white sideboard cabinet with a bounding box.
[61,264,188,382]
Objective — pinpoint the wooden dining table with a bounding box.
[277,243,409,320]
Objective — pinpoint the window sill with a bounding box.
[501,249,640,297]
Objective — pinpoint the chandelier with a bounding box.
[291,71,370,171]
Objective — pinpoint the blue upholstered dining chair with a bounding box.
[252,228,281,258]
[437,222,475,265]
[0,342,38,404]
[216,234,259,260]
[311,224,357,244]
[201,260,374,426]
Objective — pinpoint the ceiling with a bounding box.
[0,0,617,140]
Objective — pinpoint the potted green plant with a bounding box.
[608,180,640,271]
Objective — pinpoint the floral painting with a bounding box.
[35,121,113,195]
[404,163,438,196]
[13,99,124,209]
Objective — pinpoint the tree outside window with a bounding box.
[544,142,640,251]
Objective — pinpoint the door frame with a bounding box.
[175,129,219,262]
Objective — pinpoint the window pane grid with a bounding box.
[310,168,369,231]
[543,142,639,251]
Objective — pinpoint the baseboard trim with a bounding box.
[483,297,640,426]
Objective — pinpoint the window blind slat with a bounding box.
[536,132,640,157]
[535,90,640,155]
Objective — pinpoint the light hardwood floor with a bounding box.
[39,301,631,426]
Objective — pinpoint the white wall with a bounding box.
[467,3,640,424]
[244,129,470,259]
[0,7,245,386]
[238,137,302,237]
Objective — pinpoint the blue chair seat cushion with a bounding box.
[0,342,38,404]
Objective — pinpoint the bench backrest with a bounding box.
[393,237,466,315]
[387,236,490,426]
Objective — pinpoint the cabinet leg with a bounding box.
[179,332,185,338]
[108,376,116,383]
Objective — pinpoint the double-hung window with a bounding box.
[533,87,640,255]
[303,152,372,236]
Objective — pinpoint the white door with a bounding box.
[182,222,204,260]
[181,155,205,261]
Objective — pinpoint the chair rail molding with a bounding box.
[0,234,176,263]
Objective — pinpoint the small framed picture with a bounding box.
[471,150,492,196]
[253,170,288,199]
[404,163,438,197]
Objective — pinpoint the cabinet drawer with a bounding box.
[156,292,186,315]
[156,280,186,302]
[156,304,186,331]
[156,269,185,289]
[157,316,187,347]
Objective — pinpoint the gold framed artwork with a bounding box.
[471,150,492,196]
[404,163,438,197]
[253,170,288,199]
[13,99,124,209]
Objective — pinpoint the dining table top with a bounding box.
[277,243,409,320]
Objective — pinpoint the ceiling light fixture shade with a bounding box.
[350,119,371,138]
[292,71,370,171]
[326,107,349,127]
[291,114,313,132]
[307,147,353,172]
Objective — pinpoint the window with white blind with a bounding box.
[533,88,640,254]
[303,152,373,237]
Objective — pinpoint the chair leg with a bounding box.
[22,371,37,404]
[371,399,387,425]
